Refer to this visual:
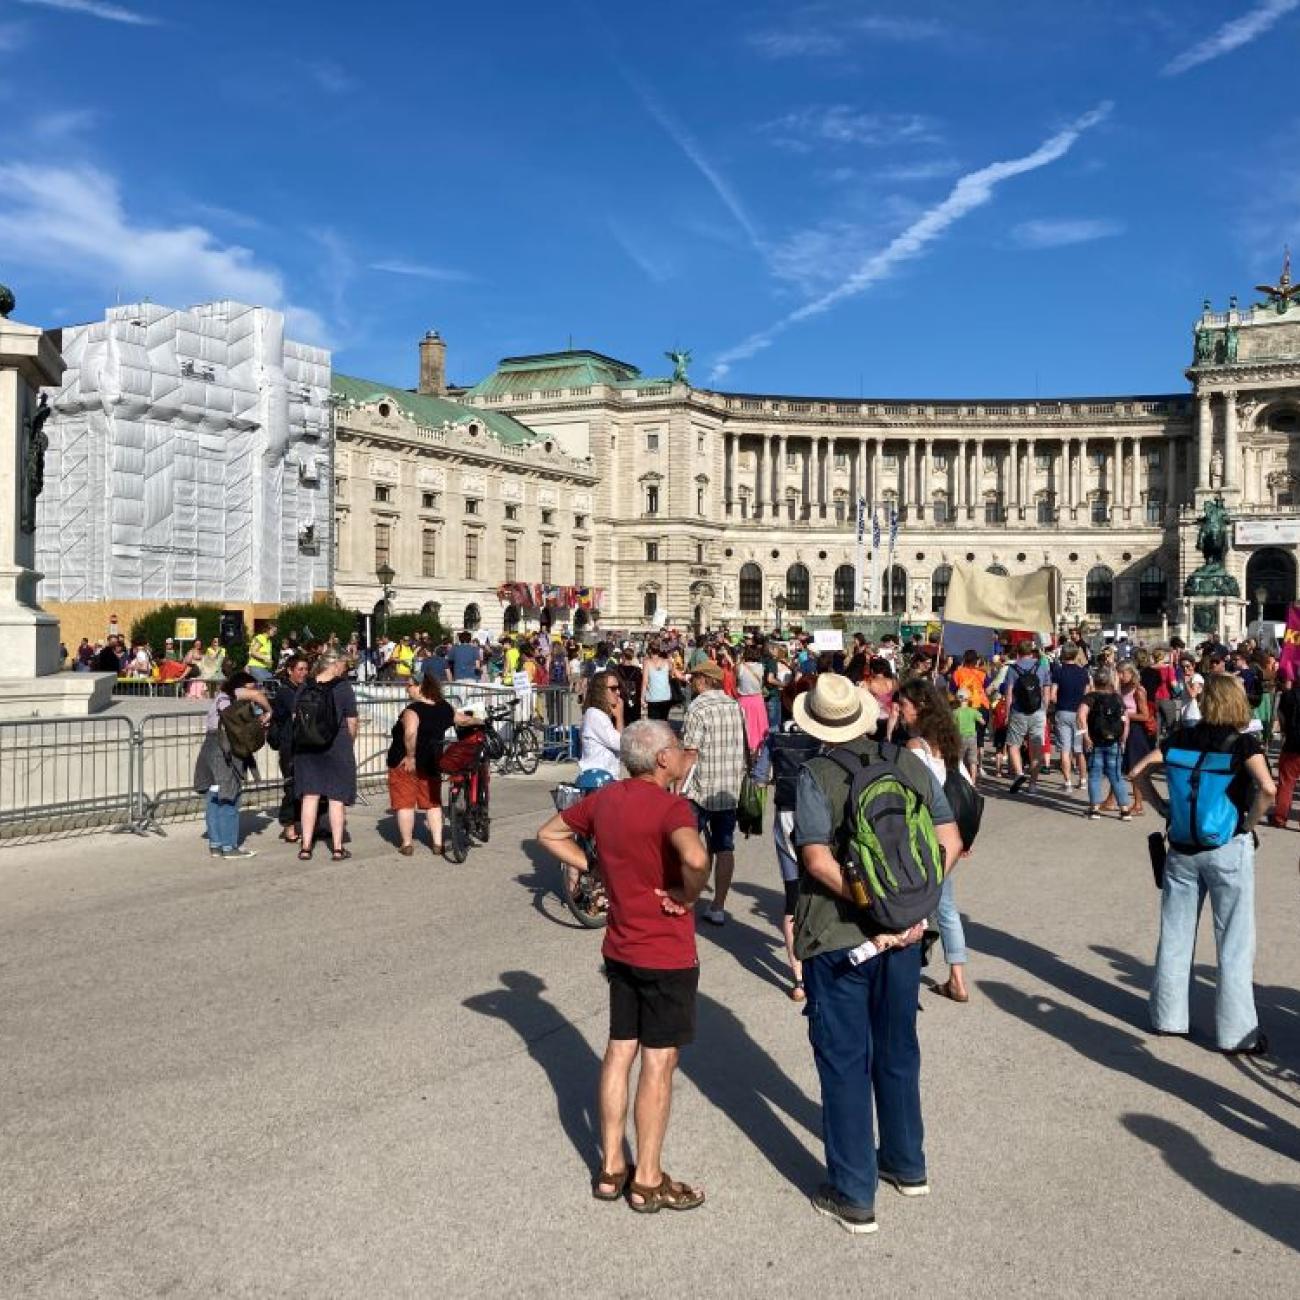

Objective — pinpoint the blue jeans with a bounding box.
[205,791,240,852]
[1087,744,1130,807]
[1150,834,1258,1049]
[751,694,782,783]
[803,943,926,1210]
[934,874,966,965]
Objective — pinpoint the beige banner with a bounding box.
[943,564,1057,634]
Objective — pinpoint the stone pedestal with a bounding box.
[0,313,112,717]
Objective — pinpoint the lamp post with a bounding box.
[376,562,396,635]
[773,591,787,637]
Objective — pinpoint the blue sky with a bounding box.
[1,0,1297,398]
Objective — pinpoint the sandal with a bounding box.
[626,1172,705,1214]
[297,845,314,861]
[591,1167,630,1202]
[930,979,969,1004]
[789,980,806,1002]
[398,844,414,857]
[278,828,301,843]
[331,848,351,861]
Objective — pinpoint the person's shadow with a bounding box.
[1121,1113,1300,1253]
[696,881,791,994]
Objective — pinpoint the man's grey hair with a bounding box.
[1093,666,1115,690]
[621,719,677,776]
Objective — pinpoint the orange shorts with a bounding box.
[387,764,441,811]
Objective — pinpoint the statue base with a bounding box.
[1183,564,1240,600]
[0,672,115,720]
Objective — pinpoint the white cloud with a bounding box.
[709,102,1113,380]
[606,222,676,284]
[764,106,942,153]
[0,162,330,344]
[15,0,157,25]
[1011,217,1125,249]
[303,58,356,95]
[30,107,100,140]
[766,219,897,294]
[875,157,963,183]
[1162,0,1299,75]
[370,258,474,283]
[748,12,944,59]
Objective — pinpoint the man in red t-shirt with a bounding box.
[538,719,710,1213]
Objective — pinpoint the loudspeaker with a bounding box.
[219,609,245,646]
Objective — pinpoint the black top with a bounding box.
[769,729,822,811]
[1278,686,1300,754]
[1162,723,1264,823]
[387,699,454,774]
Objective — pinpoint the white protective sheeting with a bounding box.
[35,301,331,605]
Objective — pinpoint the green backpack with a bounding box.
[825,744,944,931]
[219,698,267,762]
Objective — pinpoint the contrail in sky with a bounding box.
[1162,0,1299,76]
[708,102,1113,382]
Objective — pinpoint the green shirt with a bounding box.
[955,705,981,739]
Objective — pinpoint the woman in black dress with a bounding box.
[295,651,359,861]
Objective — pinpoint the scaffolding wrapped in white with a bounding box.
[35,301,331,605]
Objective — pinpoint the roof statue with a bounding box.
[0,280,13,319]
[666,348,691,383]
[1255,247,1300,313]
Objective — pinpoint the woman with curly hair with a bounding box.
[898,678,972,1003]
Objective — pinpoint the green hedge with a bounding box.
[275,601,361,650]
[385,611,453,644]
[129,603,225,657]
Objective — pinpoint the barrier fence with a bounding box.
[0,683,584,846]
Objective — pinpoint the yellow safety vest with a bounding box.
[392,644,415,677]
[248,632,273,670]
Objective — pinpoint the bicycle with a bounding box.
[439,731,492,863]
[550,776,610,928]
[485,700,541,776]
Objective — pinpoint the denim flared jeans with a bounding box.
[1087,743,1130,808]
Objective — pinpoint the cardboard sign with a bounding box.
[175,617,198,641]
[812,629,844,653]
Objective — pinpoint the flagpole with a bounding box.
[887,506,899,619]
[854,495,866,613]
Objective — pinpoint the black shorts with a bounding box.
[605,959,699,1049]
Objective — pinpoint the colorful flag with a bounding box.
[871,508,881,549]
[1280,604,1300,683]
[889,507,899,548]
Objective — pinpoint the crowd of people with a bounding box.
[543,620,1289,1234]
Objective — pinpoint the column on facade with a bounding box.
[1073,437,1083,510]
[1056,440,1067,516]
[725,433,735,514]
[775,434,787,520]
[954,439,965,514]
[1131,436,1143,518]
[1007,438,1019,515]
[857,437,868,509]
[1222,390,1238,490]
[1196,393,1212,490]
[1024,438,1036,518]
[1164,434,1176,513]
[919,439,931,520]
[901,440,913,516]
[754,433,768,519]
[871,439,882,515]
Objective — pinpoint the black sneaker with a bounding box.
[878,1168,930,1197]
[811,1184,877,1234]
[1009,774,1028,794]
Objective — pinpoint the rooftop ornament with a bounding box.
[665,348,691,384]
[1255,247,1300,314]
[0,281,13,319]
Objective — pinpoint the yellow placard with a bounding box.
[175,617,198,641]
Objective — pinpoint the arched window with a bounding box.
[986,563,1009,576]
[738,562,763,611]
[931,564,952,614]
[786,563,810,612]
[643,590,658,618]
[1086,565,1114,617]
[833,564,856,612]
[463,602,481,631]
[1138,564,1167,617]
[883,564,907,614]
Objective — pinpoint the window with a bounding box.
[833,564,856,612]
[504,536,517,582]
[695,543,704,564]
[645,484,659,515]
[786,452,797,469]
[422,491,439,510]
[1037,494,1056,525]
[1091,493,1110,525]
[1145,448,1162,469]
[1035,452,1052,470]
[1139,564,1167,616]
[933,452,948,470]
[835,496,847,525]
[575,545,586,585]
[984,494,1006,524]
[1090,450,1106,468]
[541,542,553,584]
[504,503,518,521]
[986,563,1008,576]
[334,513,345,568]
[374,522,391,572]
[374,483,392,503]
[465,498,480,516]
[464,532,478,580]
[931,564,951,614]
[696,486,705,516]
[932,496,949,524]
[983,454,999,472]
[1086,565,1113,616]
[786,563,810,612]
[643,590,658,618]
[697,435,706,454]
[646,542,659,562]
[646,431,660,452]
[883,454,899,470]
[1145,495,1164,524]
[575,514,587,529]
[739,563,763,611]
[541,508,554,525]
[422,529,436,578]
[883,564,907,614]
[834,452,847,470]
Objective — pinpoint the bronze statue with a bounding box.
[1224,325,1239,363]
[20,393,51,533]
[665,348,691,383]
[1193,326,1214,363]
[1255,247,1300,314]
[1195,493,1229,567]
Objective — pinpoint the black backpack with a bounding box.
[943,766,985,852]
[292,680,341,751]
[219,699,266,762]
[1011,664,1043,714]
[1087,693,1126,745]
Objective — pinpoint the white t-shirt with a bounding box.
[579,708,621,778]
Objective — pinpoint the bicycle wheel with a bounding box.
[514,723,541,775]
[468,793,490,843]
[561,853,609,929]
[444,784,471,863]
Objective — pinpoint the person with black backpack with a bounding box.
[1076,667,1132,822]
[1001,639,1049,795]
[293,650,360,861]
[192,670,271,859]
[791,674,962,1234]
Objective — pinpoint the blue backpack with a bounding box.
[1163,731,1240,852]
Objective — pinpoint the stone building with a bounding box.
[331,333,600,634]
[461,263,1300,638]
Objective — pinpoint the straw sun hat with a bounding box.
[792,673,880,744]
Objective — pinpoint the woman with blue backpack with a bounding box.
[1130,675,1276,1056]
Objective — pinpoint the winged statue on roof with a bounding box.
[666,349,692,383]
[1255,248,1300,313]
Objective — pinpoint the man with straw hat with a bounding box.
[791,674,962,1235]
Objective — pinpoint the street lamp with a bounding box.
[773,591,787,636]
[376,562,396,634]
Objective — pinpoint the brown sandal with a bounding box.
[930,979,969,1003]
[627,1172,705,1213]
[591,1167,630,1201]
